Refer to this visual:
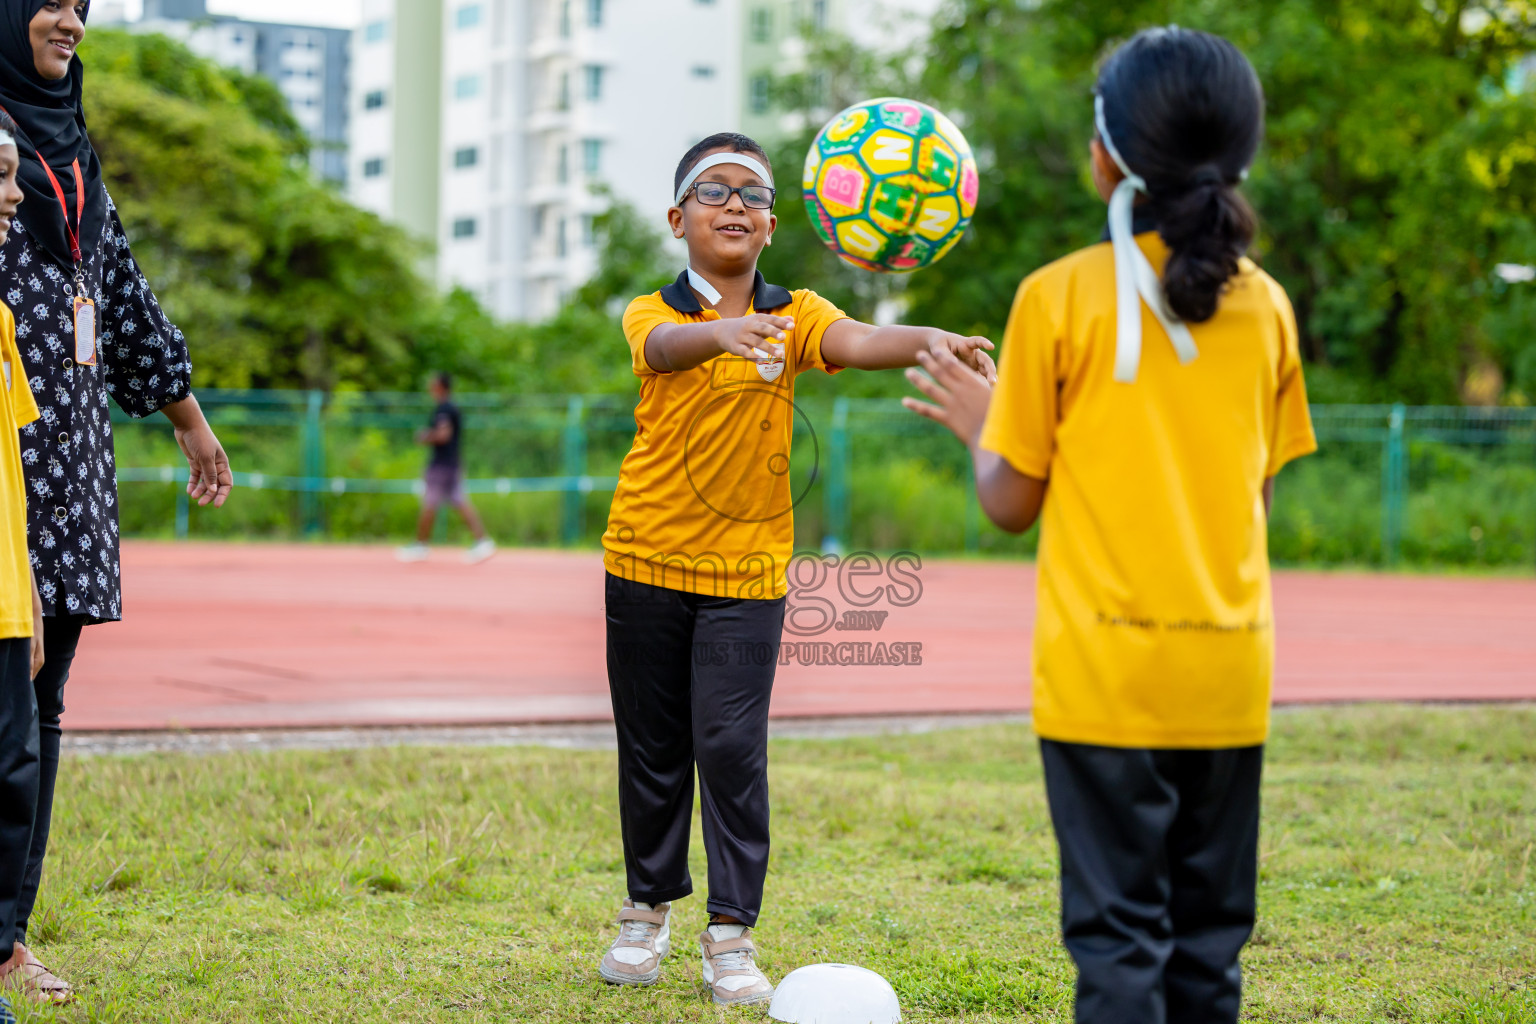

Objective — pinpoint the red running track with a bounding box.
[62,541,1536,731]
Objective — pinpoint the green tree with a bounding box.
[82,29,447,392]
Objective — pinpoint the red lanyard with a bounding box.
[37,158,84,266]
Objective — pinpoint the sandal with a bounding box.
[11,948,73,1004]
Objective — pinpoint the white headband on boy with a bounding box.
[1095,94,1199,384]
[0,131,14,148]
[674,153,774,206]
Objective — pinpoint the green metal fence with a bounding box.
[111,390,1536,570]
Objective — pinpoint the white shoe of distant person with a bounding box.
[395,543,429,563]
[464,538,497,565]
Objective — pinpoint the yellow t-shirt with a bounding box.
[980,233,1317,749]
[1,303,39,639]
[603,271,848,599]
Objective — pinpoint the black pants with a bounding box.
[604,573,784,927]
[15,615,82,947]
[0,637,40,950]
[1040,739,1263,1024]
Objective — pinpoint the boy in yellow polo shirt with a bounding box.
[906,29,1315,1024]
[597,131,994,1007]
[0,113,43,1022]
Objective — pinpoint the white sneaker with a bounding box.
[395,543,429,563]
[700,925,774,1006]
[599,900,672,986]
[463,538,497,565]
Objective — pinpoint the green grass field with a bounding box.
[11,706,1536,1022]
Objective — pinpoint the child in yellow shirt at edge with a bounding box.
[0,109,45,1024]
[905,29,1316,1024]
[597,131,995,1007]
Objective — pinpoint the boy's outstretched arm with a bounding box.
[643,315,793,373]
[904,347,1046,534]
[821,320,998,383]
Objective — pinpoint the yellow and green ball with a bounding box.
[803,97,980,273]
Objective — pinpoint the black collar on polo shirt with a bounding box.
[659,269,793,314]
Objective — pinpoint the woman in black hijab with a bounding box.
[0,0,232,1002]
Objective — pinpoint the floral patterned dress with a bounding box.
[6,187,193,622]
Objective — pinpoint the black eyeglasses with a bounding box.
[684,181,776,210]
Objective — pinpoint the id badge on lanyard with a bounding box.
[38,157,96,365]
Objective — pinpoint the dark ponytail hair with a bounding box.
[1096,27,1264,323]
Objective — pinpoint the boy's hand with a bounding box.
[903,347,994,448]
[930,332,997,384]
[715,314,792,363]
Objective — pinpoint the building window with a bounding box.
[364,89,387,110]
[586,0,603,27]
[691,65,716,79]
[453,217,478,239]
[582,214,597,247]
[811,0,827,29]
[584,64,603,102]
[559,0,572,37]
[532,206,546,238]
[582,139,602,176]
[558,71,571,110]
[750,74,770,115]
[363,19,388,43]
[454,146,479,168]
[556,217,567,258]
[454,74,482,100]
[363,157,385,178]
[456,3,482,29]
[556,145,569,184]
[750,7,772,42]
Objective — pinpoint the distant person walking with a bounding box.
[0,0,232,1003]
[397,373,495,564]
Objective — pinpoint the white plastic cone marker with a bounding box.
[768,964,901,1024]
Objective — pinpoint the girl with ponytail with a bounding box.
[906,26,1317,1024]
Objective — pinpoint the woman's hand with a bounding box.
[29,569,43,681]
[161,395,233,508]
[902,346,995,448]
[714,314,791,363]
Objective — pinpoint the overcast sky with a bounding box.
[123,0,363,28]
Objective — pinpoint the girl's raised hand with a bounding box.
[716,313,793,362]
[903,347,994,447]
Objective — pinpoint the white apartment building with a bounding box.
[351,0,935,321]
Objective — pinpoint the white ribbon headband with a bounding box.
[0,131,15,148]
[674,153,774,207]
[1094,94,1199,384]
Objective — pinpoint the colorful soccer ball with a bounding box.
[803,97,980,273]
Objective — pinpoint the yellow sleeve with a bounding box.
[3,311,36,428]
[978,275,1058,480]
[788,289,850,376]
[1265,284,1317,477]
[621,294,678,376]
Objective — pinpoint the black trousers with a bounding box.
[0,637,40,950]
[15,615,82,946]
[604,573,784,927]
[1040,739,1263,1024]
